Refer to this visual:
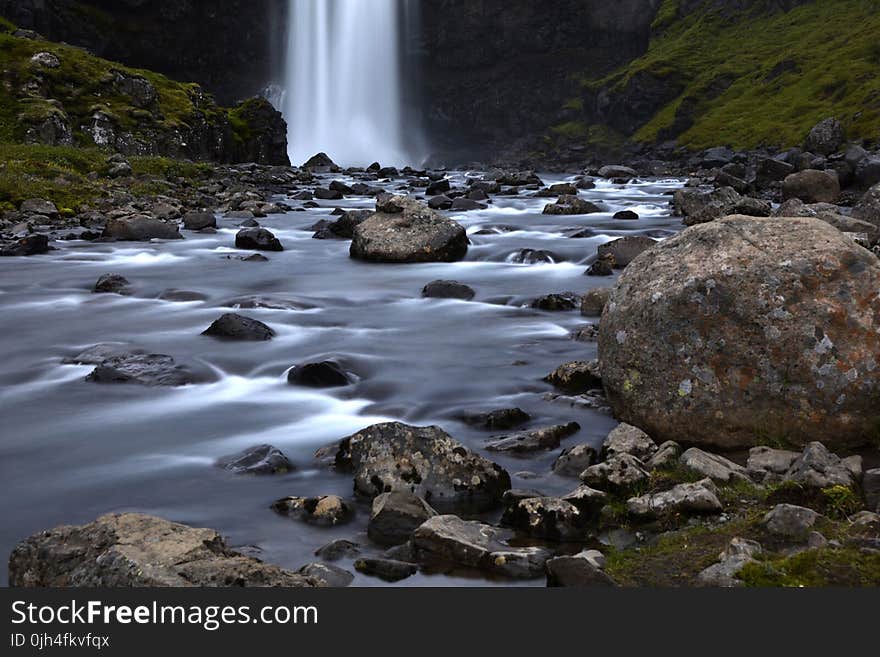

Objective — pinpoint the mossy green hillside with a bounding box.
[0,23,273,158]
[581,0,880,150]
[0,143,212,213]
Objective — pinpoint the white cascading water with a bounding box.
[283,0,412,167]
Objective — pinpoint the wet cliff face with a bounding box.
[419,0,662,162]
[0,0,287,105]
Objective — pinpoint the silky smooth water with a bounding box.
[284,0,412,166]
[0,173,683,586]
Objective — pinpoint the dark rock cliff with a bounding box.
[419,0,662,162]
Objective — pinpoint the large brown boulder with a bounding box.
[8,513,320,587]
[598,215,880,450]
[350,196,468,263]
[782,169,841,204]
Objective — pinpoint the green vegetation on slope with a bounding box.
[583,0,880,150]
[0,143,212,213]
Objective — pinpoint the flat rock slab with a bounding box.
[9,513,319,587]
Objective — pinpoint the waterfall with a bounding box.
[282,0,417,167]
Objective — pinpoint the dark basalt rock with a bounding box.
[65,344,206,387]
[421,280,476,300]
[462,407,531,431]
[354,558,417,582]
[531,292,579,311]
[202,313,274,341]
[298,563,354,588]
[0,234,50,256]
[93,273,131,295]
[216,444,294,475]
[288,361,353,388]
[334,422,511,513]
[368,491,438,546]
[613,210,640,220]
[486,422,581,454]
[543,195,603,216]
[235,227,283,251]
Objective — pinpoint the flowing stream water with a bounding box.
[283,0,415,166]
[0,173,683,586]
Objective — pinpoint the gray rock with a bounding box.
[804,118,845,156]
[599,215,880,450]
[334,422,511,513]
[559,485,609,514]
[486,422,580,454]
[9,514,318,587]
[672,186,740,224]
[598,165,637,179]
[353,558,417,582]
[368,491,438,546]
[545,555,617,587]
[103,215,182,241]
[20,198,59,217]
[298,563,353,587]
[543,195,603,216]
[784,442,858,489]
[645,441,682,470]
[581,453,650,492]
[412,515,551,578]
[680,448,749,484]
[314,539,360,562]
[763,504,819,539]
[853,183,880,228]
[747,446,800,480]
[183,211,216,231]
[350,196,468,263]
[553,444,598,477]
[216,444,294,475]
[697,537,762,587]
[65,344,205,387]
[626,478,722,519]
[602,423,658,461]
[782,169,841,204]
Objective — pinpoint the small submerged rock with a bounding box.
[368,491,438,546]
[543,195,603,216]
[271,495,355,526]
[544,361,602,394]
[288,361,354,388]
[65,344,205,387]
[461,407,531,431]
[216,444,294,475]
[485,422,580,454]
[93,273,131,295]
[421,280,476,301]
[509,248,560,265]
[298,562,354,588]
[412,515,551,579]
[531,292,579,311]
[202,313,274,341]
[314,539,361,562]
[354,558,417,582]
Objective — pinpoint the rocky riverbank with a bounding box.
[3,130,879,586]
